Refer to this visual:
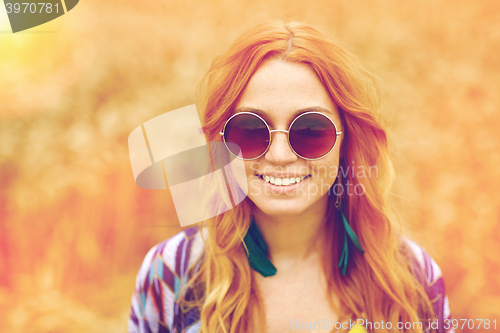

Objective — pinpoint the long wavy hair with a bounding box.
[181,20,435,333]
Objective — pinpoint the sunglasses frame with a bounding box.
[219,111,343,161]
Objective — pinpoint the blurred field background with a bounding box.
[0,0,499,332]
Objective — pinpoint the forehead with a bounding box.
[234,59,339,124]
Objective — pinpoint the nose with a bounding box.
[264,130,297,165]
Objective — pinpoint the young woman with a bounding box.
[128,20,453,333]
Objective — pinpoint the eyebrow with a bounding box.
[233,106,336,119]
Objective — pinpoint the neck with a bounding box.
[251,196,332,269]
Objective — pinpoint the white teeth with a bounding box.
[260,175,308,186]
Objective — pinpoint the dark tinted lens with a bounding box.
[289,113,337,159]
[223,113,269,159]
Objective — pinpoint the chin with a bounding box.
[249,198,309,217]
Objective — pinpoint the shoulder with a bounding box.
[401,237,454,333]
[128,226,205,333]
[135,226,204,288]
[403,238,444,284]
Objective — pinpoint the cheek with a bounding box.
[241,161,262,196]
[219,157,252,202]
[244,161,258,175]
[309,158,340,192]
[311,151,340,177]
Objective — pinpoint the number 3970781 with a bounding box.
[5,3,60,14]
[444,319,496,330]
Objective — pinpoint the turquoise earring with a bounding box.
[243,211,364,277]
[243,219,277,277]
[243,173,365,278]
[337,200,365,276]
[335,174,365,276]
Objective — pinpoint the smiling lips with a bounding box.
[257,174,311,186]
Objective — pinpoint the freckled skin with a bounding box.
[236,59,343,218]
[235,59,343,332]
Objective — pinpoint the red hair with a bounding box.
[181,20,434,333]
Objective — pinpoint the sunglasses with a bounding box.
[219,111,342,160]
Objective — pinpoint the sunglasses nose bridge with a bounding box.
[268,129,290,145]
[268,129,291,149]
[269,129,289,134]
[265,129,297,163]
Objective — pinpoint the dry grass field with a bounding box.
[0,0,499,332]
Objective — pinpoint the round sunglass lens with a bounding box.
[289,113,337,159]
[223,113,269,159]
